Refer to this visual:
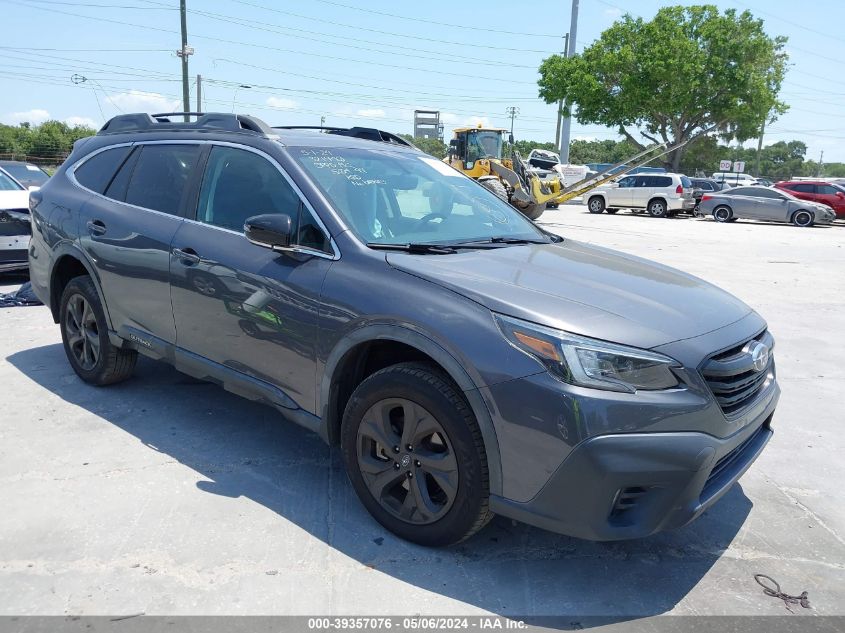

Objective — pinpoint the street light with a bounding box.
[231,84,251,112]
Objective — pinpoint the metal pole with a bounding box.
[818,150,824,177]
[554,33,569,148]
[196,74,202,113]
[180,0,190,121]
[754,117,765,177]
[559,0,579,164]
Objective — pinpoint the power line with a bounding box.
[303,0,562,38]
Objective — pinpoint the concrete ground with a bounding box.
[1,206,844,622]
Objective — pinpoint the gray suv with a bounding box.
[28,113,779,546]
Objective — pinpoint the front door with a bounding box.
[169,144,335,413]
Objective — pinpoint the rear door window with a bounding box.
[791,183,814,193]
[124,144,201,215]
[817,184,838,195]
[74,146,133,194]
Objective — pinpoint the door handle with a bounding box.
[173,247,201,265]
[86,219,107,235]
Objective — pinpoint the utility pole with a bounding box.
[754,118,765,177]
[506,106,520,137]
[818,150,824,177]
[196,74,202,113]
[554,33,569,148]
[320,115,325,130]
[176,0,194,121]
[559,0,579,164]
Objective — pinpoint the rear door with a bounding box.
[169,143,335,413]
[785,182,815,204]
[76,142,203,346]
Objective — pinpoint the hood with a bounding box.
[0,190,30,210]
[387,240,752,349]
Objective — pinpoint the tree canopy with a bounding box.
[537,5,788,171]
[0,120,97,164]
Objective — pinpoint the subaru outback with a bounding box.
[28,113,779,546]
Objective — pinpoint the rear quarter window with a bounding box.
[653,176,672,187]
[74,146,133,194]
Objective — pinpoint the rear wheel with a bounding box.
[587,196,606,214]
[341,362,491,546]
[59,276,137,385]
[792,210,814,227]
[713,206,732,223]
[480,178,508,201]
[647,199,668,218]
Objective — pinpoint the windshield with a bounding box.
[291,147,548,246]
[1,163,48,185]
[0,169,24,191]
[466,130,503,161]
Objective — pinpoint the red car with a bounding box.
[774,180,845,219]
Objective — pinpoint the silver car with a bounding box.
[698,185,836,227]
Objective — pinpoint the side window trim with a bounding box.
[191,141,338,259]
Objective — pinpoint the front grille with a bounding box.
[700,330,774,416]
[701,422,768,500]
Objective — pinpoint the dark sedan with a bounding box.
[698,185,836,227]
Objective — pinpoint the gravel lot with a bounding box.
[1,206,843,621]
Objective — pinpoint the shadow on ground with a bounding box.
[8,345,753,625]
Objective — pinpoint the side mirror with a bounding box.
[244,214,293,250]
[836,191,844,198]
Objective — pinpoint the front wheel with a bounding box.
[480,178,508,201]
[792,210,814,227]
[59,275,137,385]
[587,196,606,214]
[341,363,491,546]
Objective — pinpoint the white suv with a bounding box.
[587,173,695,217]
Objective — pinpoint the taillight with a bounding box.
[675,184,684,194]
[701,195,712,201]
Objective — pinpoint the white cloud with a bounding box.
[356,108,386,118]
[603,7,622,18]
[65,115,99,128]
[266,96,297,110]
[106,90,180,113]
[2,109,51,125]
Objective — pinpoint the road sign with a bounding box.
[733,161,745,173]
[719,159,732,171]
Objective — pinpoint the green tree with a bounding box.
[537,5,788,172]
[399,134,447,159]
[0,121,96,161]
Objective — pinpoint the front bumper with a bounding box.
[490,384,778,541]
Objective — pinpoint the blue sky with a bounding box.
[2,0,843,163]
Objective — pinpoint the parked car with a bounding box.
[689,178,724,213]
[711,172,757,188]
[774,180,845,219]
[587,173,695,217]
[0,167,32,272]
[753,178,773,187]
[30,112,779,545]
[698,185,836,227]
[0,160,50,189]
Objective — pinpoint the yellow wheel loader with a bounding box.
[446,123,689,221]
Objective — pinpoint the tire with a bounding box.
[59,275,137,385]
[713,205,732,223]
[480,178,508,201]
[341,362,491,546]
[792,210,814,227]
[518,202,544,220]
[587,196,606,214]
[647,198,668,218]
[606,208,619,214]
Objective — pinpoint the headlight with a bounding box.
[495,314,681,393]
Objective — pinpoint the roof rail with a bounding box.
[98,112,278,138]
[273,125,415,148]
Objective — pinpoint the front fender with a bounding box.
[319,322,503,496]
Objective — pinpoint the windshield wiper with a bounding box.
[367,242,457,254]
[455,236,551,246]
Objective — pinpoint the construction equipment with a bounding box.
[446,123,689,220]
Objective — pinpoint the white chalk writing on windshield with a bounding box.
[299,149,386,186]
